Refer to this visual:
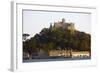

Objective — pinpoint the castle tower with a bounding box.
[50,23,53,29]
[62,18,65,23]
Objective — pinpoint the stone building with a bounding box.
[71,51,90,58]
[49,49,71,58]
[53,18,75,34]
[49,49,90,59]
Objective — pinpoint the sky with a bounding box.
[23,10,91,38]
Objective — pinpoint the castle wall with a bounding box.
[53,19,75,34]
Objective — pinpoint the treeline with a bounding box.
[23,26,91,56]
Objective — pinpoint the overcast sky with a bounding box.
[23,10,91,38]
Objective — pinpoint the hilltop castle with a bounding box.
[52,18,75,34]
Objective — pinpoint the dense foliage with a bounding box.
[23,26,91,56]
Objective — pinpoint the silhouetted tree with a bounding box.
[23,33,30,41]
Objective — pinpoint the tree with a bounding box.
[23,24,91,59]
[23,33,30,41]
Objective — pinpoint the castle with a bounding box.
[52,18,75,34]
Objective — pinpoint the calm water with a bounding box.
[23,57,91,63]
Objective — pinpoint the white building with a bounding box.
[49,49,90,59]
[71,51,90,58]
[49,49,71,57]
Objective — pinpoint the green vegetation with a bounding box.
[23,25,91,56]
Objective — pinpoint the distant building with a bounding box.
[49,49,90,58]
[49,49,71,58]
[53,18,75,34]
[71,51,90,58]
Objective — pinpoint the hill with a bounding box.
[23,25,91,56]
